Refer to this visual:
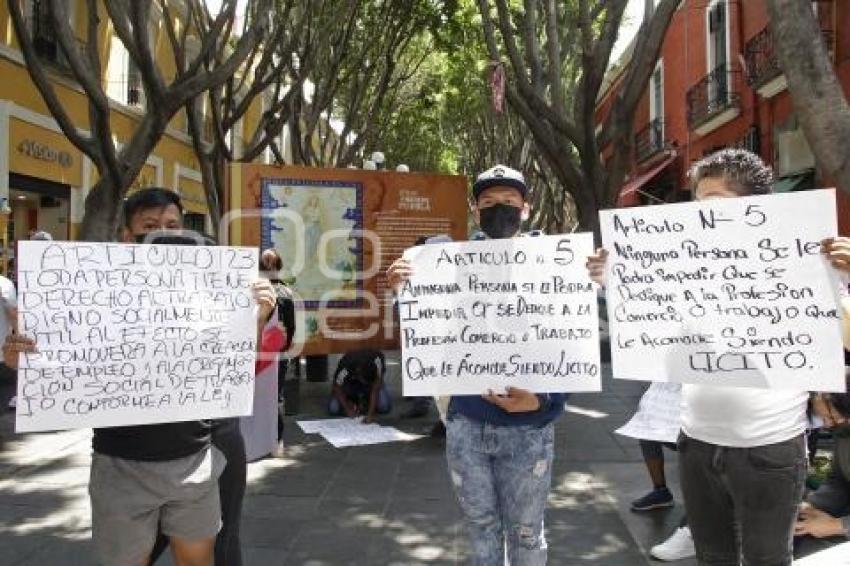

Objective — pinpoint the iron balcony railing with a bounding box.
[107,75,145,108]
[686,63,740,129]
[635,118,665,162]
[745,26,835,90]
[26,15,86,73]
[744,27,781,89]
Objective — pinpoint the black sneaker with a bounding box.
[630,487,674,512]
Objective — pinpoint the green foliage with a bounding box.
[379,1,507,174]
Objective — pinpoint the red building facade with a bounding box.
[596,0,850,234]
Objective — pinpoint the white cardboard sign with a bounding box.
[600,189,845,391]
[399,234,601,396]
[15,241,259,432]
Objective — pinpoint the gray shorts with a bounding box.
[89,446,225,566]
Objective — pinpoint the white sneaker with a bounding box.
[7,396,16,410]
[271,440,285,458]
[650,526,695,561]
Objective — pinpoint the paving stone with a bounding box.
[0,357,676,565]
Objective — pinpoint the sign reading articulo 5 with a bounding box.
[17,139,73,168]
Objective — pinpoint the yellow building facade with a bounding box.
[0,1,266,270]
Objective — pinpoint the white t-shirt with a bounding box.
[681,384,808,448]
[0,275,16,344]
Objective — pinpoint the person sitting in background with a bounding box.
[329,349,390,423]
[797,274,850,551]
[796,379,850,553]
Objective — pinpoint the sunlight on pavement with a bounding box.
[578,533,631,560]
[565,405,609,419]
[549,471,618,509]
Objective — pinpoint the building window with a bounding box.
[29,0,57,60]
[688,0,739,130]
[107,37,145,109]
[637,60,666,162]
[707,0,728,99]
[25,0,78,68]
[650,61,664,134]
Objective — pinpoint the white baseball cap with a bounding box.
[472,164,528,200]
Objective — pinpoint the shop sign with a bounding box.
[16,139,73,168]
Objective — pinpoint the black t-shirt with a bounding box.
[333,349,385,399]
[91,231,215,461]
[93,421,211,461]
[271,280,296,351]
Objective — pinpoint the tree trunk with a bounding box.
[79,177,125,242]
[199,151,223,238]
[767,0,850,195]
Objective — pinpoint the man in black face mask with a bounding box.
[470,164,531,239]
[387,165,566,564]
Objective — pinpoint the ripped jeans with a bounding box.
[446,413,554,565]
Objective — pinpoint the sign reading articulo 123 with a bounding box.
[17,139,73,168]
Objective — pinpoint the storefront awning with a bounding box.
[773,169,815,193]
[617,153,677,207]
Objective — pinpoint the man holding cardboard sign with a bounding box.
[5,188,275,566]
[387,165,599,565]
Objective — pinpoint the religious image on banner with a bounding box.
[262,179,364,309]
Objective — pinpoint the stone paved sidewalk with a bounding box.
[0,356,696,565]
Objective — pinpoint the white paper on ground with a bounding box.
[297,418,422,448]
[615,382,682,444]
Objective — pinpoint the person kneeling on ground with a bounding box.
[796,375,850,554]
[328,349,390,423]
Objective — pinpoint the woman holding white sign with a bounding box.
[588,149,850,566]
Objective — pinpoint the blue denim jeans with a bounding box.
[446,413,555,566]
[327,383,392,416]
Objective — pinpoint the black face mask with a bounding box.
[479,203,522,239]
[133,230,209,246]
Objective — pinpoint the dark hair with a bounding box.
[260,248,283,272]
[123,188,184,228]
[688,148,774,197]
